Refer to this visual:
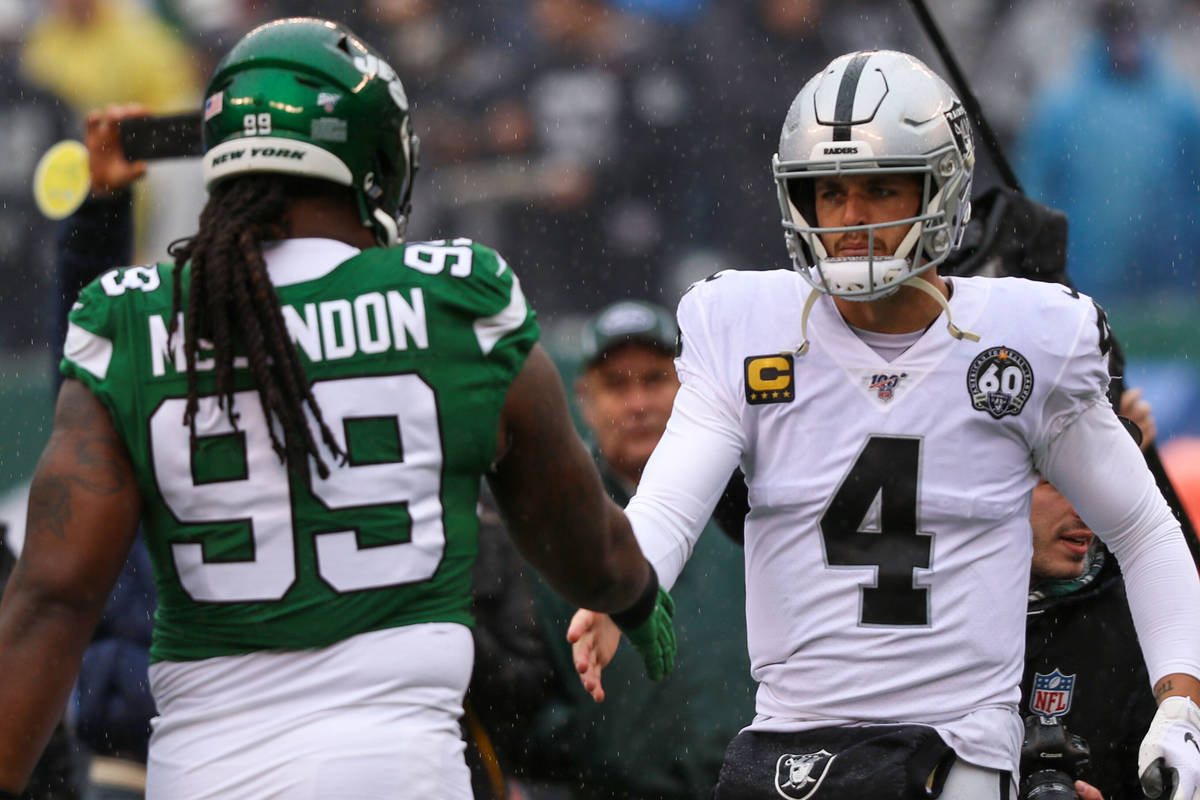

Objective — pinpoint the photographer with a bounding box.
[1022,402,1159,800]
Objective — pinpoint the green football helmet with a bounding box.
[202,17,419,247]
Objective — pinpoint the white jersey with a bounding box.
[632,271,1113,772]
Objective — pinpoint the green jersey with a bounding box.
[61,238,538,663]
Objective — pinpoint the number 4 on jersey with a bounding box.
[820,436,932,626]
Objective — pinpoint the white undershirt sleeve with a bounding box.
[1037,402,1200,686]
[625,380,744,590]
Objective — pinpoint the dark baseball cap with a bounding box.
[579,300,678,366]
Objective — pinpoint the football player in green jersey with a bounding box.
[0,18,673,800]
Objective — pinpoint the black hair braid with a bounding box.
[238,237,344,475]
[232,226,334,476]
[226,246,291,463]
[203,206,237,413]
[168,175,345,478]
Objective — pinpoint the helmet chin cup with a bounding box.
[809,257,909,300]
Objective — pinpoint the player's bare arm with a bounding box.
[488,344,649,614]
[0,380,142,790]
[1155,675,1200,705]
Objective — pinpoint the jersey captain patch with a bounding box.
[966,345,1034,419]
[745,354,794,405]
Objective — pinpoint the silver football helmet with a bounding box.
[773,50,975,301]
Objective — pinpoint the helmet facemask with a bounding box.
[357,118,420,247]
[774,146,971,301]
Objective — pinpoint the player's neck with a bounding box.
[285,199,379,250]
[832,273,950,334]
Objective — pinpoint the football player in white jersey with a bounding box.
[570,50,1200,800]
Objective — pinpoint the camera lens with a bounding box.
[1020,769,1079,800]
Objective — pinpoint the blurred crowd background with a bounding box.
[3,0,1200,509]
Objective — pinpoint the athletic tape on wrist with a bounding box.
[611,562,660,631]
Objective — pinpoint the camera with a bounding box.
[1019,715,1092,800]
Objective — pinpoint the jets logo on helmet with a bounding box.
[200,17,420,248]
[352,52,409,111]
[772,50,975,301]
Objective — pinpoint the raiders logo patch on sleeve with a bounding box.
[966,346,1034,419]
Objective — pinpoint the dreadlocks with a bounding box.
[167,174,345,479]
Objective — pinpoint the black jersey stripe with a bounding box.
[832,52,873,141]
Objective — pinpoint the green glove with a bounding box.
[611,565,677,681]
[620,586,676,681]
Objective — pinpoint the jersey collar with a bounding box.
[264,238,362,287]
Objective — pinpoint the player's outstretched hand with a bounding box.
[568,586,677,701]
[568,608,621,703]
[1139,696,1200,800]
[85,105,148,195]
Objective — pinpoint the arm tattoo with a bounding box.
[70,435,130,496]
[26,474,72,541]
[56,384,132,496]
[1154,678,1175,702]
[24,383,136,542]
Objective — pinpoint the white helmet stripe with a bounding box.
[203,137,353,191]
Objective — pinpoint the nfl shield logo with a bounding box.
[868,372,907,402]
[775,750,835,799]
[1030,669,1076,717]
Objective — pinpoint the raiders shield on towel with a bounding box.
[714,725,957,800]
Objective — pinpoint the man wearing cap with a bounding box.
[575,300,683,492]
[470,300,754,799]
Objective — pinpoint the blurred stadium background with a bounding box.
[3,0,1200,526]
